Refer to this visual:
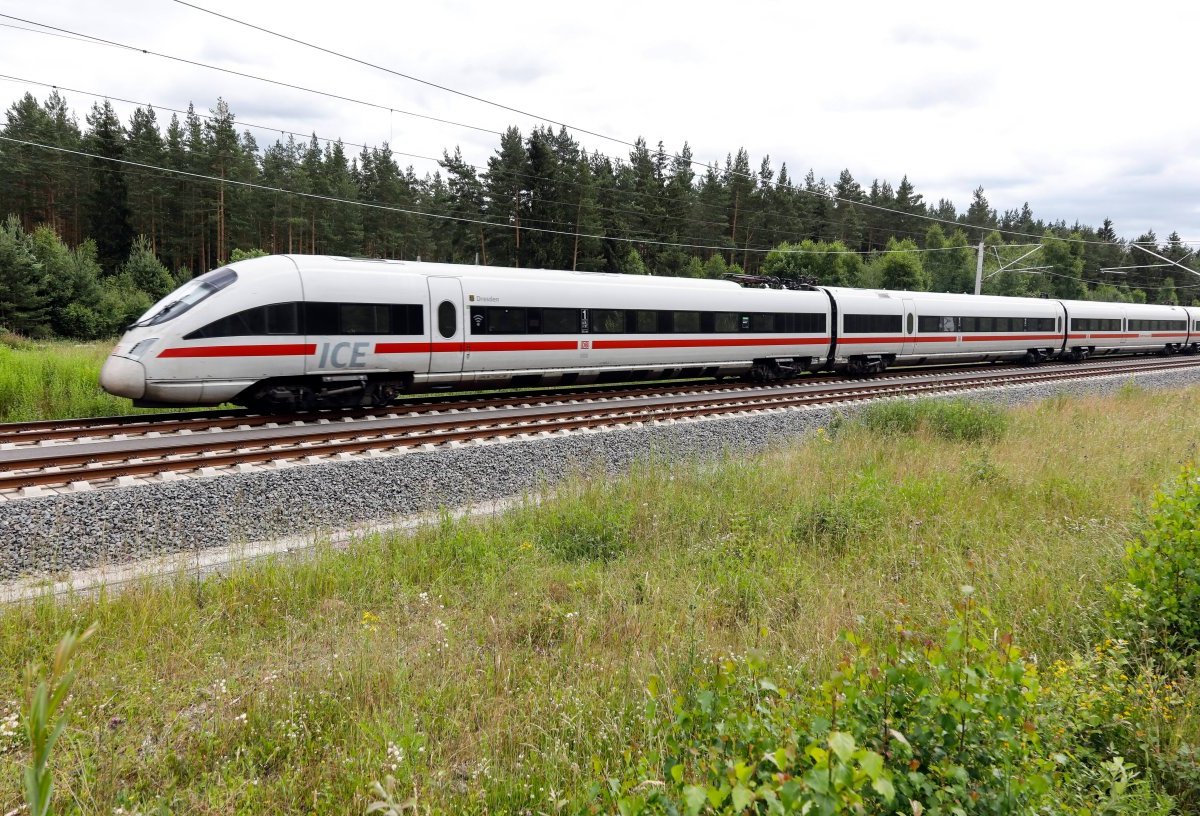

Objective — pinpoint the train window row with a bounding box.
[915,315,1057,333]
[184,302,424,339]
[469,306,827,335]
[1070,318,1122,332]
[1128,319,1187,331]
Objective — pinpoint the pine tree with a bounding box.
[483,127,529,267]
[84,101,134,273]
[125,106,166,252]
[0,216,49,334]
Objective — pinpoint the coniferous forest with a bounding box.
[1,91,1197,340]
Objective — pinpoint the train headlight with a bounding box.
[128,338,159,359]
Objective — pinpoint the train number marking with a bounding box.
[317,341,370,369]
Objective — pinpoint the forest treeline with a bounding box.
[1,90,1197,339]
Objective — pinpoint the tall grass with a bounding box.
[0,335,179,422]
[0,387,1196,811]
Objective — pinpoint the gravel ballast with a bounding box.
[3,368,1199,580]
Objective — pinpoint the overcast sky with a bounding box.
[2,0,1198,244]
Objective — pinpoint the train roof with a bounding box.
[820,286,1056,308]
[268,255,744,291]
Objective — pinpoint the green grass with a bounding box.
[0,334,182,423]
[0,385,1197,812]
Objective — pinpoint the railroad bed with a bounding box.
[2,355,1200,583]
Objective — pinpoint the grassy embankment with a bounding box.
[0,334,170,422]
[0,385,1198,812]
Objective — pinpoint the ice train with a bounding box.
[98,254,1200,410]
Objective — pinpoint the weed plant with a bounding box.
[0,387,1197,811]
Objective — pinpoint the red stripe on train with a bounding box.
[157,343,316,358]
[591,336,829,350]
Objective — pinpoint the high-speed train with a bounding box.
[99,254,1200,410]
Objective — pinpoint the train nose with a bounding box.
[99,354,147,400]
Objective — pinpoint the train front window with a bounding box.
[130,267,238,328]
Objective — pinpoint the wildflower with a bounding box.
[387,741,404,771]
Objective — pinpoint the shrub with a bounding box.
[594,595,1076,815]
[1115,464,1200,656]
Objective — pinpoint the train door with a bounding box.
[901,298,917,356]
[427,277,465,375]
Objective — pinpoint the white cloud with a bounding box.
[1,0,1199,242]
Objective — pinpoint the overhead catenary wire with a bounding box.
[2,11,1186,251]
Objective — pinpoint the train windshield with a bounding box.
[129,267,238,328]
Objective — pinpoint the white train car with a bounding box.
[822,288,1065,373]
[1059,299,1193,360]
[102,255,834,409]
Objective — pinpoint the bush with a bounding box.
[1115,464,1200,656]
[857,399,1008,442]
[595,596,1077,815]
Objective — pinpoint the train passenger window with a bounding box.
[714,312,739,333]
[303,303,338,334]
[340,304,389,334]
[591,309,626,333]
[437,301,456,338]
[483,307,526,334]
[185,303,277,339]
[673,311,701,333]
[389,304,423,335]
[542,308,580,334]
[525,308,544,333]
[843,314,902,334]
[792,313,827,333]
[906,313,914,334]
[630,310,657,333]
[266,303,297,334]
[747,313,774,333]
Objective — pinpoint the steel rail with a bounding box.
[2,356,1198,493]
[0,354,1185,444]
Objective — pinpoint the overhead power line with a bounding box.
[3,11,1176,251]
[0,13,504,138]
[166,2,1200,250]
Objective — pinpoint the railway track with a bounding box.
[2,355,1198,499]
